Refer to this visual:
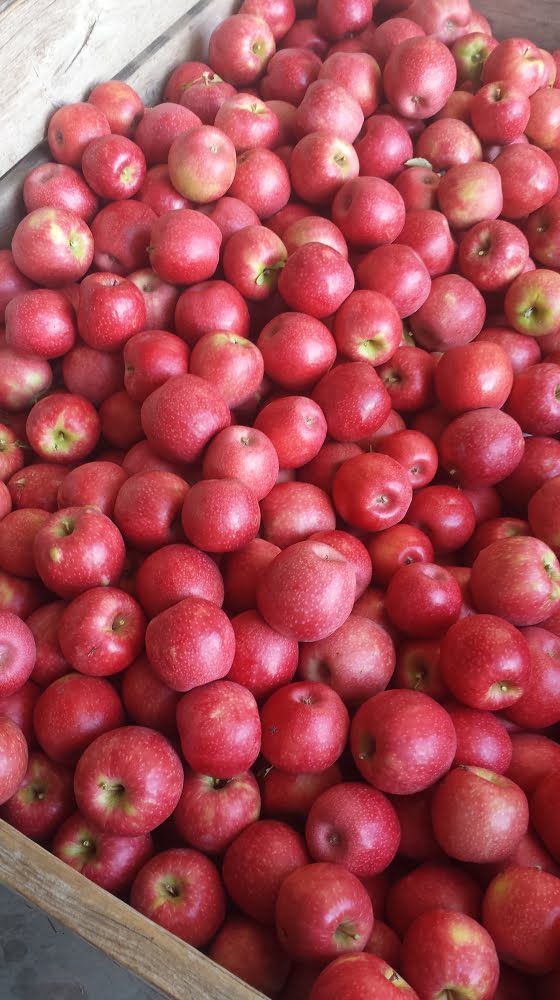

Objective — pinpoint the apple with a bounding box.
[355,116,414,185]
[377,434,438,490]
[33,673,125,766]
[137,164,190,215]
[26,602,69,687]
[176,679,261,779]
[226,609,298,701]
[148,209,222,286]
[332,290,402,368]
[0,716,28,806]
[208,14,276,86]
[47,102,110,164]
[333,452,412,533]
[383,36,457,120]
[351,689,457,795]
[168,124,237,203]
[482,38,547,96]
[222,537,281,615]
[502,625,560,730]
[431,766,529,864]
[401,910,499,1000]
[57,587,145,677]
[439,614,531,711]
[77,272,146,352]
[53,810,152,893]
[145,596,234,692]
[447,704,513,774]
[223,225,287,302]
[90,200,156,275]
[371,17,426,70]
[298,615,395,707]
[123,331,189,404]
[290,132,359,205]
[438,408,525,489]
[11,207,94,287]
[260,680,348,774]
[0,610,36,698]
[482,867,560,974]
[529,476,560,554]
[278,242,353,318]
[141,373,230,464]
[495,144,558,220]
[260,46,322,105]
[120,655,180,739]
[257,539,355,642]
[181,477,260,553]
[260,481,335,549]
[175,278,250,346]
[305,782,400,878]
[134,543,224,620]
[276,861,373,962]
[0,751,74,843]
[199,195,260,244]
[62,342,123,406]
[0,680,40,746]
[173,769,260,855]
[356,245,430,321]
[81,134,146,199]
[209,917,291,998]
[416,119,482,173]
[506,363,560,437]
[112,470,188,552]
[133,102,201,164]
[98,390,143,451]
[23,163,98,222]
[386,862,483,938]
[33,505,125,600]
[6,288,76,359]
[333,177,405,251]
[369,526,434,590]
[0,508,50,578]
[202,426,278,501]
[311,953,417,1000]
[257,312,336,393]
[398,209,456,278]
[88,79,144,136]
[0,250,35,322]
[25,393,99,465]
[213,93,280,151]
[74,725,183,835]
[394,165,440,212]
[130,847,225,946]
[295,79,364,143]
[0,570,46,620]
[228,146,290,219]
[253,396,326,470]
[261,766,342,827]
[281,18,329,59]
[471,81,531,146]
[470,535,560,627]
[316,0,372,40]
[501,433,560,515]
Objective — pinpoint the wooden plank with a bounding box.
[0,0,238,249]
[481,0,560,48]
[0,819,264,1000]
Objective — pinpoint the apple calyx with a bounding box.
[255,261,286,287]
[334,921,361,946]
[155,876,184,905]
[20,783,46,805]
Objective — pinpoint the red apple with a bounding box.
[383,36,457,120]
[401,910,499,1000]
[439,409,525,488]
[130,847,225,946]
[209,917,291,998]
[33,673,125,765]
[386,862,483,938]
[227,609,298,701]
[202,425,279,501]
[257,539,355,642]
[332,177,405,250]
[168,125,237,202]
[53,810,152,892]
[305,782,400,877]
[58,587,145,677]
[415,118,482,172]
[261,46,322,105]
[5,288,77,359]
[333,452,412,532]
[482,38,547,96]
[208,14,276,87]
[223,225,288,301]
[146,597,234,692]
[440,614,531,711]
[141,373,230,464]
[351,689,457,794]
[470,536,560,626]
[90,200,156,275]
[47,102,110,164]
[33,506,125,599]
[134,103,201,164]
[411,274,486,352]
[482,867,560,974]
[276,861,373,962]
[176,679,261,779]
[298,615,395,707]
[279,242,354,317]
[0,751,74,842]
[88,79,144,136]
[173,769,260,855]
[222,537,281,615]
[174,278,250,346]
[82,134,146,200]
[23,162,98,222]
[495,144,558,220]
[260,481,335,548]
[0,610,36,698]
[0,716,28,806]
[398,208,456,278]
[12,207,94,287]
[148,209,222,286]
[357,244,431,320]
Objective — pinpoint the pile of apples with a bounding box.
[2,0,560,996]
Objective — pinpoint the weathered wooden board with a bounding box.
[0,820,264,1000]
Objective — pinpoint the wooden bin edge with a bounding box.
[0,819,264,1000]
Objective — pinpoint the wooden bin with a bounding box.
[0,1,557,998]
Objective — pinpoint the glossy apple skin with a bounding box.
[482,867,560,975]
[0,750,74,842]
[290,132,359,205]
[33,673,125,766]
[135,543,224,620]
[260,681,349,775]
[411,274,486,352]
[440,614,531,711]
[470,536,560,627]
[182,478,261,553]
[88,79,144,136]
[432,766,530,864]
[357,244,430,320]
[438,161,503,232]
[278,243,354,319]
[351,689,457,795]
[226,610,297,702]
[208,14,276,87]
[403,485,475,553]
[0,681,40,747]
[47,102,110,164]
[298,615,395,707]
[435,342,514,415]
[447,704,513,774]
[26,602,69,687]
[254,398,327,471]
[0,716,29,806]
[276,861,374,963]
[74,725,184,836]
[222,818,308,927]
[141,374,230,464]
[148,209,222,287]
[176,680,261,779]
[173,769,260,855]
[503,625,560,730]
[58,587,145,677]
[53,810,153,893]
[386,563,462,639]
[209,916,291,998]
[26,392,100,465]
[57,461,126,518]
[439,408,525,489]
[333,452,412,533]
[494,144,558,220]
[305,782,400,877]
[401,909,499,1000]
[130,847,225,946]
[12,207,94,288]
[121,654,180,739]
[6,288,77,359]
[384,36,457,120]
[386,862,483,938]
[0,610,36,698]
[507,732,560,796]
[146,597,235,692]
[34,506,125,600]
[134,103,201,164]
[90,200,156,275]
